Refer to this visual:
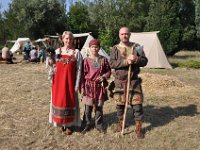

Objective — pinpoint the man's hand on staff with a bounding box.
[127,54,138,64]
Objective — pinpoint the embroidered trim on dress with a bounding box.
[52,105,75,118]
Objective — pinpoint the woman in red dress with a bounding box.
[49,31,82,135]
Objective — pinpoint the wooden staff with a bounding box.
[121,64,131,135]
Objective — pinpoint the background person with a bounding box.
[38,46,46,63]
[29,46,37,62]
[1,44,13,64]
[23,41,32,60]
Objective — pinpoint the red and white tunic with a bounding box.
[81,55,111,106]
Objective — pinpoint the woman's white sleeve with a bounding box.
[75,49,83,91]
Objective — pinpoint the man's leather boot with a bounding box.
[135,120,144,139]
[114,119,123,132]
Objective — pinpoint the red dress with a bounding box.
[52,54,77,126]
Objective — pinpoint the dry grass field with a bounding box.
[0,51,200,150]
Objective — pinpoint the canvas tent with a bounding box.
[130,31,172,68]
[10,38,31,53]
[35,38,48,48]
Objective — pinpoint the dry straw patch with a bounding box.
[0,54,200,150]
[139,72,194,98]
[140,73,185,89]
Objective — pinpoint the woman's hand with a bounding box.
[49,58,54,65]
[80,88,86,96]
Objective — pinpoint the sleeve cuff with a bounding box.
[134,57,139,64]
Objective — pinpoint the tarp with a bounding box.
[130,31,172,68]
[10,38,31,53]
[35,38,47,48]
[74,32,91,38]
[35,38,46,42]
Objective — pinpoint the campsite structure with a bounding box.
[130,31,172,68]
[7,32,171,68]
[10,38,31,53]
[45,33,110,60]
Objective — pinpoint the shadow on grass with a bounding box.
[144,104,198,132]
[170,63,179,68]
[104,107,135,128]
[103,104,198,134]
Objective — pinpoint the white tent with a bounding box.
[10,38,31,53]
[35,38,48,48]
[130,31,172,68]
[35,38,46,42]
[79,33,110,60]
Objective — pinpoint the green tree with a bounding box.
[88,0,120,50]
[195,0,200,38]
[0,9,3,46]
[4,0,67,39]
[145,0,182,55]
[178,0,196,50]
[88,0,150,51]
[0,4,5,46]
[67,1,91,33]
[3,6,22,40]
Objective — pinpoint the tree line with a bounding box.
[0,0,200,55]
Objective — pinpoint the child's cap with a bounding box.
[89,39,100,47]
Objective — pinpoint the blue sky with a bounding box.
[0,0,70,13]
[0,0,11,12]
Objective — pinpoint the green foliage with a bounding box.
[182,26,196,42]
[195,0,200,38]
[145,0,182,55]
[178,60,200,68]
[178,0,196,49]
[0,10,4,45]
[98,30,114,53]
[88,0,150,53]
[67,1,91,33]
[102,0,149,31]
[0,0,199,54]
[3,0,67,39]
[168,50,200,68]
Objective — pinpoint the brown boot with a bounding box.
[114,119,123,132]
[61,127,73,135]
[135,121,144,139]
[65,128,73,135]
